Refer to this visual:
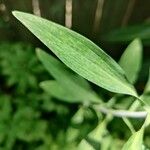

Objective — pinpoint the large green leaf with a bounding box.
[40,80,75,102]
[13,11,137,97]
[119,39,143,84]
[37,49,101,103]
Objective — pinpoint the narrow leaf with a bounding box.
[80,117,112,150]
[37,49,101,103]
[144,68,150,94]
[122,128,144,150]
[88,120,108,143]
[142,113,150,128]
[13,11,137,97]
[78,140,95,150]
[122,117,135,134]
[40,80,86,103]
[122,113,150,150]
[71,107,85,124]
[142,69,150,105]
[119,38,143,84]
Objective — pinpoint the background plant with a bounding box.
[0,42,78,149]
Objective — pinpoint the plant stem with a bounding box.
[94,106,147,118]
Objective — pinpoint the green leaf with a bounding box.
[40,80,92,103]
[142,113,150,128]
[71,107,85,124]
[66,127,80,143]
[122,113,150,150]
[142,94,150,106]
[37,49,101,103]
[78,139,95,150]
[142,69,150,105]
[119,39,143,84]
[122,128,144,150]
[144,68,150,94]
[122,117,135,134]
[13,11,137,97]
[103,23,150,44]
[88,120,108,143]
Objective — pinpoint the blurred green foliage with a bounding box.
[0,40,150,149]
[0,42,75,149]
[103,22,150,45]
[1,42,114,150]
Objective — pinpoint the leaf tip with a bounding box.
[12,11,30,23]
[12,10,21,18]
[36,48,43,58]
[133,38,142,48]
[35,47,41,54]
[134,38,141,42]
[39,81,45,88]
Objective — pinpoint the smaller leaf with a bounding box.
[78,116,112,150]
[71,107,85,124]
[142,94,150,106]
[142,69,150,105]
[122,113,150,150]
[66,127,80,143]
[119,39,143,84]
[144,68,150,94]
[37,49,101,103]
[122,128,144,150]
[40,80,82,103]
[122,117,135,134]
[142,113,150,128]
[66,108,85,142]
[78,139,95,150]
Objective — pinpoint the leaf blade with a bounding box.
[40,80,78,103]
[122,113,150,150]
[13,11,137,97]
[122,128,144,150]
[144,68,150,94]
[119,38,143,84]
